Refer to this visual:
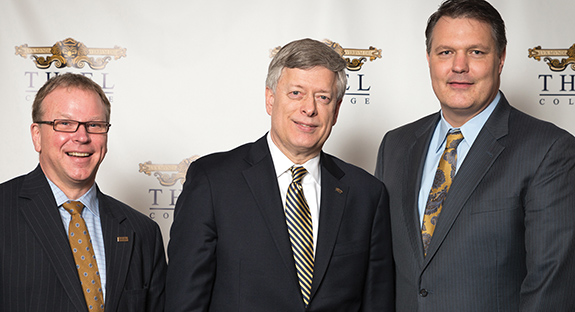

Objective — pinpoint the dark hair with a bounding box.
[32,73,111,122]
[266,38,347,102]
[425,0,506,56]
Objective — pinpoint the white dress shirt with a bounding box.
[267,134,321,255]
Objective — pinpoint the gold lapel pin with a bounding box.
[117,236,129,242]
[335,187,343,194]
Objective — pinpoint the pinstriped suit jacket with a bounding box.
[0,165,167,312]
[375,94,575,312]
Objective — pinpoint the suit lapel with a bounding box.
[423,97,510,263]
[242,136,299,284]
[309,153,347,301]
[18,166,88,312]
[404,115,439,266]
[99,191,134,312]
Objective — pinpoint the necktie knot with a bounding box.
[446,130,464,150]
[63,201,85,216]
[290,166,308,184]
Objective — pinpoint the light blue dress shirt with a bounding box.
[417,92,501,225]
[47,179,107,300]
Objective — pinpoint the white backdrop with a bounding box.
[1,0,574,247]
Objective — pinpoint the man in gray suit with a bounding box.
[375,0,575,311]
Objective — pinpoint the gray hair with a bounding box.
[266,38,347,103]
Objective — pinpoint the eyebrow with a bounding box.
[434,44,492,52]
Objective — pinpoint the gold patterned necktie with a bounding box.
[422,130,464,256]
[285,166,314,307]
[63,201,105,312]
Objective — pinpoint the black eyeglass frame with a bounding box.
[35,119,111,134]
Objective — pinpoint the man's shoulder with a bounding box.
[323,153,383,188]
[192,137,265,172]
[508,105,572,138]
[0,173,27,190]
[197,142,254,164]
[391,112,438,133]
[0,167,43,197]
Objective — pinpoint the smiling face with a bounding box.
[266,66,341,164]
[427,16,506,127]
[31,86,108,199]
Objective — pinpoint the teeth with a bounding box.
[67,152,90,157]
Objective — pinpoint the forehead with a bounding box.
[42,87,106,117]
[278,66,337,90]
[431,17,495,47]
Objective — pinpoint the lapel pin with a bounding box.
[117,236,129,242]
[335,187,343,194]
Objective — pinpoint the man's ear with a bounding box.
[31,123,42,153]
[265,87,275,116]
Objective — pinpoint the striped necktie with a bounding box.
[63,201,105,311]
[285,166,314,306]
[422,130,464,256]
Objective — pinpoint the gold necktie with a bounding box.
[422,130,464,256]
[285,166,314,306]
[63,201,105,312]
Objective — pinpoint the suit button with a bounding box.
[419,289,428,297]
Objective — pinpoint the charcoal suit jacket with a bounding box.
[166,135,394,311]
[375,93,575,311]
[0,165,167,312]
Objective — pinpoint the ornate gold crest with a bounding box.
[15,38,126,70]
[139,156,200,186]
[528,44,575,71]
[270,39,382,71]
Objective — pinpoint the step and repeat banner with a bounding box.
[1,0,574,247]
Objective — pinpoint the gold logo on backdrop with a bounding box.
[15,38,126,70]
[270,39,382,71]
[139,156,200,186]
[528,44,575,71]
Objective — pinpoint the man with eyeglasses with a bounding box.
[0,73,167,312]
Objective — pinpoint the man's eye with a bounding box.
[291,91,300,95]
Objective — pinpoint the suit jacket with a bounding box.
[165,135,394,312]
[375,94,575,312]
[0,165,167,312]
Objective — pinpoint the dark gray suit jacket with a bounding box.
[166,135,394,312]
[375,94,575,311]
[0,165,167,312]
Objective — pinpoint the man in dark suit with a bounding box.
[375,0,575,311]
[0,73,167,312]
[166,38,394,311]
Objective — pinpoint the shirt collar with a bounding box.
[46,178,100,217]
[266,133,321,184]
[435,91,501,152]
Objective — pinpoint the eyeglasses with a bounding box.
[35,119,111,134]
